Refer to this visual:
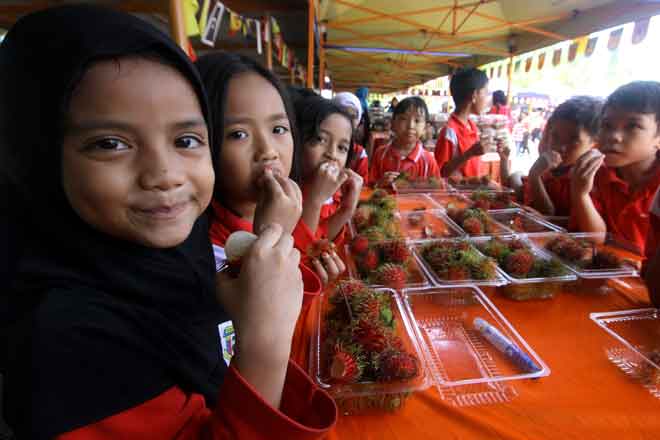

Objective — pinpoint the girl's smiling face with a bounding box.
[302,113,352,179]
[216,72,294,215]
[61,57,213,248]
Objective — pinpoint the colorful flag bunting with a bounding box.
[525,57,532,72]
[228,11,242,36]
[632,18,650,45]
[183,0,200,37]
[552,48,562,66]
[201,1,224,47]
[607,28,623,51]
[537,52,545,70]
[585,37,598,57]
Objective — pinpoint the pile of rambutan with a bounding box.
[446,207,495,235]
[350,237,413,289]
[545,235,622,270]
[394,173,443,190]
[419,240,498,281]
[352,190,401,242]
[322,280,420,384]
[470,191,516,210]
[479,237,568,278]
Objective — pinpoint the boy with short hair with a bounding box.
[571,81,660,256]
[435,68,491,177]
[524,96,602,216]
[369,96,440,186]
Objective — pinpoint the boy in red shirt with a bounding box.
[370,96,440,186]
[435,68,491,177]
[571,81,660,256]
[524,96,602,216]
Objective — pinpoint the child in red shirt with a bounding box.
[435,68,491,177]
[370,96,440,186]
[644,190,660,306]
[524,96,602,216]
[571,81,660,255]
[295,95,363,283]
[333,91,370,183]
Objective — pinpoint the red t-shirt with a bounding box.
[571,164,660,255]
[59,361,337,440]
[523,171,573,217]
[369,141,440,183]
[349,143,369,184]
[646,189,660,259]
[435,113,481,177]
[208,200,322,367]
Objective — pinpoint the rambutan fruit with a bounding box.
[505,249,535,277]
[375,263,407,289]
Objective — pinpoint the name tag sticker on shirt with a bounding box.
[218,320,235,366]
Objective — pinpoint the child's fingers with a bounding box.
[274,173,301,204]
[260,170,286,201]
[321,252,340,280]
[252,223,284,252]
[331,252,346,275]
[312,258,329,285]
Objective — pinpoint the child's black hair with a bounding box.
[604,81,660,125]
[294,95,355,168]
[195,52,301,195]
[392,96,429,122]
[288,85,318,104]
[549,96,603,138]
[449,67,489,109]
[492,90,507,106]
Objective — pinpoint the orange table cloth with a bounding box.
[326,278,658,439]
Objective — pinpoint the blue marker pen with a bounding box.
[473,317,541,373]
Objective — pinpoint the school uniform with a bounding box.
[349,143,369,184]
[571,163,660,255]
[369,141,440,183]
[208,201,323,367]
[523,168,573,217]
[434,113,481,177]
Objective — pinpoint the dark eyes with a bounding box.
[273,125,289,135]
[88,138,129,151]
[175,135,204,149]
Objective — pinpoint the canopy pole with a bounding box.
[266,14,273,71]
[307,0,315,88]
[169,0,187,52]
[506,55,513,101]
[318,37,325,91]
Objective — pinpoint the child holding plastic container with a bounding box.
[523,96,602,216]
[369,96,440,186]
[571,81,660,256]
[435,68,493,178]
[332,91,370,183]
[295,95,363,256]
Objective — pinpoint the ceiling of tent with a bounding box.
[319,0,660,92]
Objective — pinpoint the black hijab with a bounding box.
[0,5,229,438]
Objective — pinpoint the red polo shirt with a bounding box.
[647,190,660,259]
[435,113,481,177]
[349,143,369,184]
[523,170,573,217]
[208,200,322,367]
[571,163,660,256]
[369,141,440,183]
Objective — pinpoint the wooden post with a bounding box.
[506,54,513,101]
[169,0,187,52]
[290,67,295,85]
[318,38,325,91]
[307,0,315,88]
[265,14,273,71]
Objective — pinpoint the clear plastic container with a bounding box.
[464,191,521,211]
[392,177,451,194]
[447,176,514,193]
[345,240,430,289]
[310,287,431,414]
[472,236,576,301]
[395,193,440,212]
[590,308,660,399]
[404,286,550,405]
[412,239,508,287]
[427,192,472,211]
[528,232,641,279]
[445,208,514,237]
[398,209,464,241]
[489,209,565,235]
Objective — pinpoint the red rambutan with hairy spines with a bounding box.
[375,263,407,289]
[351,235,370,255]
[381,240,410,263]
[447,265,471,280]
[376,350,419,382]
[462,217,484,235]
[336,279,367,297]
[505,249,535,277]
[330,344,363,383]
[353,319,390,352]
[360,249,380,271]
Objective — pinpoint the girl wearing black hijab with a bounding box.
[0,5,336,439]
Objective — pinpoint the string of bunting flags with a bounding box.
[485,17,651,79]
[181,0,306,78]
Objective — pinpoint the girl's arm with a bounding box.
[326,169,363,241]
[301,164,347,234]
[527,151,563,216]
